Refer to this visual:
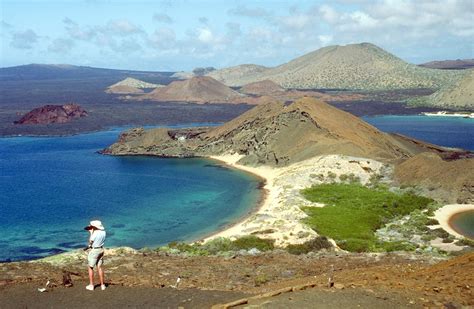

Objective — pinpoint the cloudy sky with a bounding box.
[1,0,473,71]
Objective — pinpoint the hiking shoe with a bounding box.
[101,284,106,291]
[86,284,94,291]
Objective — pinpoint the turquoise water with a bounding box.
[449,211,474,240]
[363,115,474,150]
[0,126,261,262]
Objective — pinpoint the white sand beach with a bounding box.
[434,204,474,238]
[205,153,387,246]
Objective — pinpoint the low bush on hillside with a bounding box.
[232,235,275,251]
[455,238,474,247]
[301,183,433,252]
[286,236,333,255]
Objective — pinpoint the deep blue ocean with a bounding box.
[362,115,474,151]
[0,125,262,262]
[1,115,473,261]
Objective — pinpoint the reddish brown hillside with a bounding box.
[141,76,246,104]
[395,152,474,203]
[239,80,285,96]
[14,104,88,125]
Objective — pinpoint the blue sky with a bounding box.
[1,0,473,71]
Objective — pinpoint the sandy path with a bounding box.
[0,281,249,309]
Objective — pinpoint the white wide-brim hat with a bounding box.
[89,220,105,230]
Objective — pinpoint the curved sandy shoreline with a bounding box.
[434,204,474,238]
[201,153,386,246]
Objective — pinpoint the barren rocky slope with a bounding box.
[208,43,465,90]
[416,69,474,109]
[104,97,447,165]
[395,152,474,203]
[139,76,248,104]
[1,250,472,308]
[207,64,269,86]
[239,80,285,96]
[14,104,88,125]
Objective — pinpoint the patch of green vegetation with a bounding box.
[301,183,433,252]
[232,235,274,251]
[455,238,474,247]
[157,236,274,256]
[377,241,417,252]
[286,236,333,255]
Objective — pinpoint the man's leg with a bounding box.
[98,265,105,286]
[88,266,94,286]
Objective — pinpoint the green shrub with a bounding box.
[432,228,450,239]
[202,237,234,254]
[378,241,417,252]
[339,173,360,183]
[455,238,474,247]
[425,218,439,225]
[286,236,333,255]
[232,235,274,251]
[338,238,371,252]
[254,273,269,286]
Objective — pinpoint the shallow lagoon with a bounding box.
[0,125,262,262]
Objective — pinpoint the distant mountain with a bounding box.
[414,69,474,109]
[140,76,247,104]
[0,64,174,82]
[419,59,474,70]
[105,77,163,94]
[207,64,269,86]
[170,67,216,80]
[208,43,465,90]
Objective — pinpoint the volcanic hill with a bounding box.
[208,43,464,90]
[106,77,163,94]
[104,97,447,166]
[139,76,247,104]
[14,104,88,125]
[239,80,285,96]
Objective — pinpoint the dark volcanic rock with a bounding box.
[14,104,88,125]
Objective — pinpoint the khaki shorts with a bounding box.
[87,248,104,268]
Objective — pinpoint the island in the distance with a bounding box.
[14,104,88,125]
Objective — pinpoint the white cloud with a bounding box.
[152,13,173,24]
[228,5,271,18]
[11,29,39,49]
[105,19,142,36]
[197,27,214,43]
[48,38,75,53]
[318,35,333,45]
[149,27,176,49]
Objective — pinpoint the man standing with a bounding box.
[85,220,106,291]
